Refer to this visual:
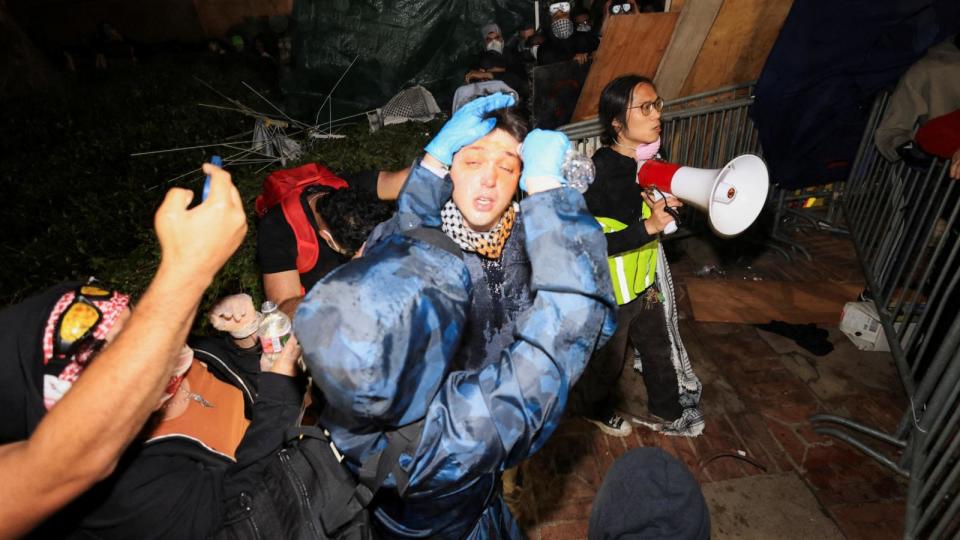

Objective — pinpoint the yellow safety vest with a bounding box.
[596,202,658,305]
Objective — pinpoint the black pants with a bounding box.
[573,289,683,421]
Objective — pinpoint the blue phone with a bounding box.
[202,155,222,202]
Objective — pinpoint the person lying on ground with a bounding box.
[0,163,247,538]
[2,283,306,538]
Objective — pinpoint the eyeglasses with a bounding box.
[629,96,664,116]
[53,281,115,359]
[549,2,571,15]
[610,3,633,14]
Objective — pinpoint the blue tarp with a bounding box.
[751,0,960,189]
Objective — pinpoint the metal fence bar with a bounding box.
[905,331,960,539]
[808,88,960,538]
[878,166,941,311]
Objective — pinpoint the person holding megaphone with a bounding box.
[572,75,705,438]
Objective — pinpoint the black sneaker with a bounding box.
[585,411,633,437]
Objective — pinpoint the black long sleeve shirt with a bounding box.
[583,147,655,256]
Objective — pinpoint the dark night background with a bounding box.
[0,0,541,309]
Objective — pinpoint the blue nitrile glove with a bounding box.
[424,92,516,166]
[519,129,571,193]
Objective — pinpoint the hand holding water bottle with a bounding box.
[519,129,570,194]
[258,301,292,370]
[519,129,595,194]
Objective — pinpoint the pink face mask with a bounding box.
[635,137,662,162]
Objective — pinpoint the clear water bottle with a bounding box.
[562,149,595,193]
[257,301,291,369]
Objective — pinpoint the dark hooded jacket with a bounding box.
[296,164,617,540]
[0,281,76,444]
[0,283,305,539]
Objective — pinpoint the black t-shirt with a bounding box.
[256,170,379,292]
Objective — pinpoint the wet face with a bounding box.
[615,82,662,147]
[449,128,522,232]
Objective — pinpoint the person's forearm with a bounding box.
[0,261,208,538]
[396,157,451,231]
[605,220,656,255]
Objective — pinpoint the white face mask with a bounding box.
[530,44,540,60]
[577,23,592,32]
[486,39,504,54]
[551,17,574,39]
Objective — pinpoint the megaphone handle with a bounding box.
[647,186,680,235]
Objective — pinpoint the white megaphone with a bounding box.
[636,154,769,237]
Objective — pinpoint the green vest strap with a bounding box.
[596,208,658,305]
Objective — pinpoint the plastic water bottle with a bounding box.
[257,301,291,368]
[562,149,595,193]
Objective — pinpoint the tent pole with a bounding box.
[535,2,540,30]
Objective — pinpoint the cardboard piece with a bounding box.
[678,0,792,96]
[685,279,863,324]
[571,12,678,122]
[653,0,724,100]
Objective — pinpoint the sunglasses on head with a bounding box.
[610,3,633,14]
[549,2,571,15]
[53,281,115,360]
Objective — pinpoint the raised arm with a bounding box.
[0,163,247,538]
[409,130,616,484]
[395,92,517,231]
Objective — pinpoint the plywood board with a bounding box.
[653,0,724,100]
[571,12,679,122]
[685,279,862,324]
[678,0,792,97]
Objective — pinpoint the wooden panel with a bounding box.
[685,279,863,324]
[678,0,792,97]
[571,12,678,122]
[653,0,724,100]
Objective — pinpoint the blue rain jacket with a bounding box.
[295,164,616,539]
[367,161,534,372]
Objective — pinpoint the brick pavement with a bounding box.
[517,232,909,539]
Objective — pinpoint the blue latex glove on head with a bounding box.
[519,129,571,192]
[425,92,516,166]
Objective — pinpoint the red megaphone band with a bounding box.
[636,160,682,193]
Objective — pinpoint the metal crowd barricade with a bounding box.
[809,90,960,539]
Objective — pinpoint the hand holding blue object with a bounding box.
[424,93,515,166]
[202,155,222,202]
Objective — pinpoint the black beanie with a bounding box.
[588,448,711,540]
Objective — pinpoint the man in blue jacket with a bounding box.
[294,102,616,539]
